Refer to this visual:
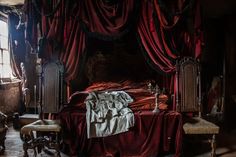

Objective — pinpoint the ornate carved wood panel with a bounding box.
[177,57,199,112]
[42,60,64,113]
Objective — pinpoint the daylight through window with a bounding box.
[0,17,12,79]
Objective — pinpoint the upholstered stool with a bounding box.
[0,112,7,154]
[183,117,220,157]
[20,119,61,157]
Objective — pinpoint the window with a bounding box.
[0,16,12,80]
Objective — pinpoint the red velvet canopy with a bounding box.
[21,1,203,156]
[24,0,202,83]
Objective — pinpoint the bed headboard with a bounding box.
[85,50,154,84]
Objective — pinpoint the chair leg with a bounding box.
[0,140,5,151]
[56,132,61,157]
[211,134,216,157]
[23,143,29,157]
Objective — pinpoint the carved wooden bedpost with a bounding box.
[176,60,179,111]
[36,59,42,119]
[59,62,64,110]
[198,60,202,117]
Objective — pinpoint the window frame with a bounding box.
[0,12,12,81]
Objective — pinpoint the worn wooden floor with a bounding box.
[1,123,69,157]
[1,123,236,157]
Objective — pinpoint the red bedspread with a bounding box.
[60,110,182,157]
[59,80,182,156]
[66,80,162,112]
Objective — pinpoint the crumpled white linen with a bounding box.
[85,91,135,138]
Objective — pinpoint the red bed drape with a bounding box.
[24,0,86,82]
[24,0,202,82]
[22,1,199,156]
[60,109,182,157]
[79,0,138,39]
[23,0,203,110]
[136,0,201,74]
[59,80,182,156]
[137,0,177,74]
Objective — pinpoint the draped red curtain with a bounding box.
[136,0,201,109]
[79,0,138,39]
[24,0,39,51]
[24,0,202,99]
[137,0,177,74]
[137,0,199,75]
[154,0,191,29]
[24,0,140,82]
[24,0,86,83]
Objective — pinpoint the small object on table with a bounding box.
[147,82,161,113]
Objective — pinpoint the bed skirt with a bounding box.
[59,109,182,157]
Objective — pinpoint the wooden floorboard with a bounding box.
[1,122,236,157]
[1,123,68,157]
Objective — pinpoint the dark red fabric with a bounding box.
[66,80,174,112]
[60,80,182,156]
[24,0,39,50]
[137,0,177,74]
[193,0,203,58]
[24,0,202,87]
[60,109,182,157]
[24,0,86,82]
[154,0,188,29]
[137,0,202,75]
[24,0,202,112]
[79,0,137,38]
[41,0,86,82]
[136,1,202,106]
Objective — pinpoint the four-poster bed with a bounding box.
[22,0,203,156]
[58,48,183,156]
[60,81,183,156]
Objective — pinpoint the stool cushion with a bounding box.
[18,114,39,128]
[21,119,61,135]
[183,117,220,134]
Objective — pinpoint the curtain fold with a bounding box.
[136,0,201,110]
[24,0,86,83]
[79,0,139,40]
[137,0,201,75]
[24,0,40,51]
[137,0,178,74]
[24,0,202,99]
[154,0,193,29]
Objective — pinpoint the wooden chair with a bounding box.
[175,57,220,157]
[20,60,64,157]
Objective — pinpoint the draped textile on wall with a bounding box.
[136,0,201,104]
[24,0,202,92]
[137,0,200,74]
[24,0,86,82]
[79,0,139,40]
